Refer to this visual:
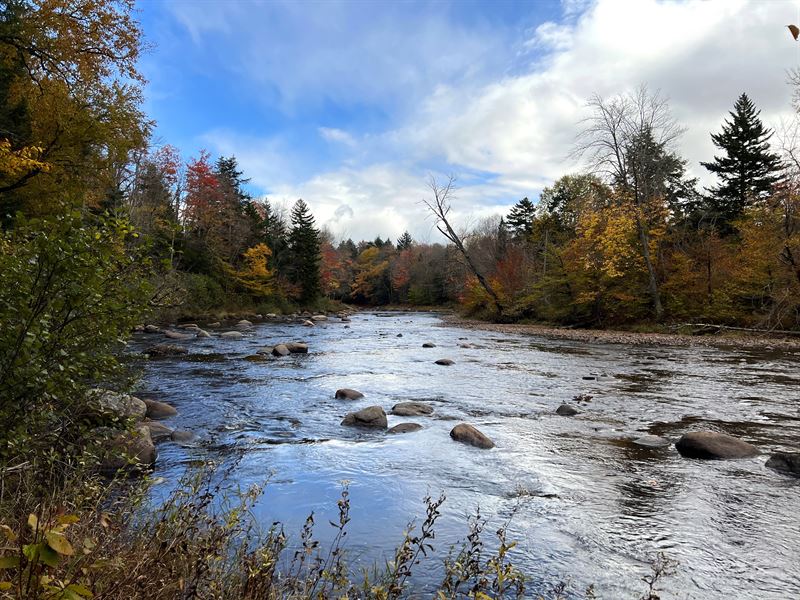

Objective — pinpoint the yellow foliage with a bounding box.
[0,140,50,180]
[227,243,275,297]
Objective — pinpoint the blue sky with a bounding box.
[136,0,799,242]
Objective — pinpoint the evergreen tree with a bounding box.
[700,93,783,229]
[506,197,536,239]
[288,199,321,303]
[397,231,413,251]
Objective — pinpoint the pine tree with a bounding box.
[700,93,783,229]
[397,231,413,251]
[506,197,536,239]
[288,199,321,303]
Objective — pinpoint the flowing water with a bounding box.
[130,311,800,599]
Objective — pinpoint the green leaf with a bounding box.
[0,556,19,569]
[66,583,94,598]
[39,544,60,567]
[46,531,74,556]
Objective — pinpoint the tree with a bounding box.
[701,93,783,229]
[506,197,536,240]
[397,230,413,251]
[575,86,692,320]
[288,199,321,303]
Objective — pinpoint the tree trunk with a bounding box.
[635,216,663,320]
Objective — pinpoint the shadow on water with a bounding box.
[129,311,800,599]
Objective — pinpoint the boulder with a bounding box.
[632,435,670,448]
[765,452,800,477]
[143,421,174,442]
[675,431,759,459]
[220,331,244,339]
[208,322,221,328]
[90,389,147,420]
[238,319,253,326]
[396,333,403,338]
[196,329,211,338]
[164,330,194,340]
[265,313,278,318]
[341,317,351,322]
[302,320,315,327]
[272,344,290,357]
[311,314,328,321]
[144,324,161,334]
[435,359,454,366]
[391,401,434,417]
[341,405,387,429]
[178,323,199,329]
[285,342,309,354]
[133,324,145,333]
[450,423,494,449]
[143,398,177,420]
[388,423,423,434]
[170,430,194,443]
[422,342,436,348]
[147,344,188,356]
[556,404,579,417]
[335,388,364,400]
[99,425,156,473]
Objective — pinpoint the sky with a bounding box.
[137,0,800,243]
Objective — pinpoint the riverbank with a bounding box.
[442,315,800,350]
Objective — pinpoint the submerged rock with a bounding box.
[341,406,387,429]
[170,430,194,443]
[391,401,434,416]
[765,452,800,477]
[450,423,494,449]
[220,331,244,339]
[675,431,759,459]
[143,398,177,420]
[556,403,579,416]
[632,435,671,448]
[422,342,436,348]
[435,359,454,366]
[146,343,188,356]
[335,388,364,400]
[164,330,194,340]
[388,423,423,434]
[144,421,174,442]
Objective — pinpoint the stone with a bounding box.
[164,330,194,340]
[675,431,759,459]
[272,344,290,357]
[435,359,454,366]
[170,430,194,443]
[285,342,309,354]
[765,452,800,477]
[220,331,244,339]
[311,314,328,321]
[450,423,494,449]
[195,329,211,338]
[144,421,174,442]
[90,389,147,420]
[632,435,670,448]
[99,425,156,474]
[388,423,423,434]
[143,398,177,420]
[556,404,579,416]
[335,388,364,400]
[133,324,145,333]
[396,333,403,337]
[178,323,199,329]
[144,324,161,333]
[147,344,188,356]
[341,405,387,429]
[422,342,436,348]
[391,401,434,417]
[237,319,253,326]
[208,322,221,327]
[302,320,315,327]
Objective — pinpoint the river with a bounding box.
[130,311,800,599]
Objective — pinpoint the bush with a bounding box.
[0,212,151,484]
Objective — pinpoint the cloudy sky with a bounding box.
[138,0,800,243]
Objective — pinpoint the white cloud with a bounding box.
[188,0,800,242]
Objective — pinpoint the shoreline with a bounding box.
[440,315,800,351]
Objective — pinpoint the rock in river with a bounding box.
[147,343,188,356]
[164,330,194,340]
[391,401,434,417]
[341,406,387,429]
[435,359,454,366]
[99,425,156,474]
[450,423,494,449]
[422,342,436,348]
[90,389,147,420]
[765,452,800,477]
[285,342,309,354]
[144,420,174,442]
[143,398,177,420]
[272,344,290,357]
[336,388,364,400]
[556,403,579,416]
[632,435,671,448]
[388,423,423,434]
[675,431,759,459]
[220,331,244,339]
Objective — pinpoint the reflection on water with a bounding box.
[130,312,800,599]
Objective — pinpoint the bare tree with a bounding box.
[573,85,687,321]
[421,175,505,316]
